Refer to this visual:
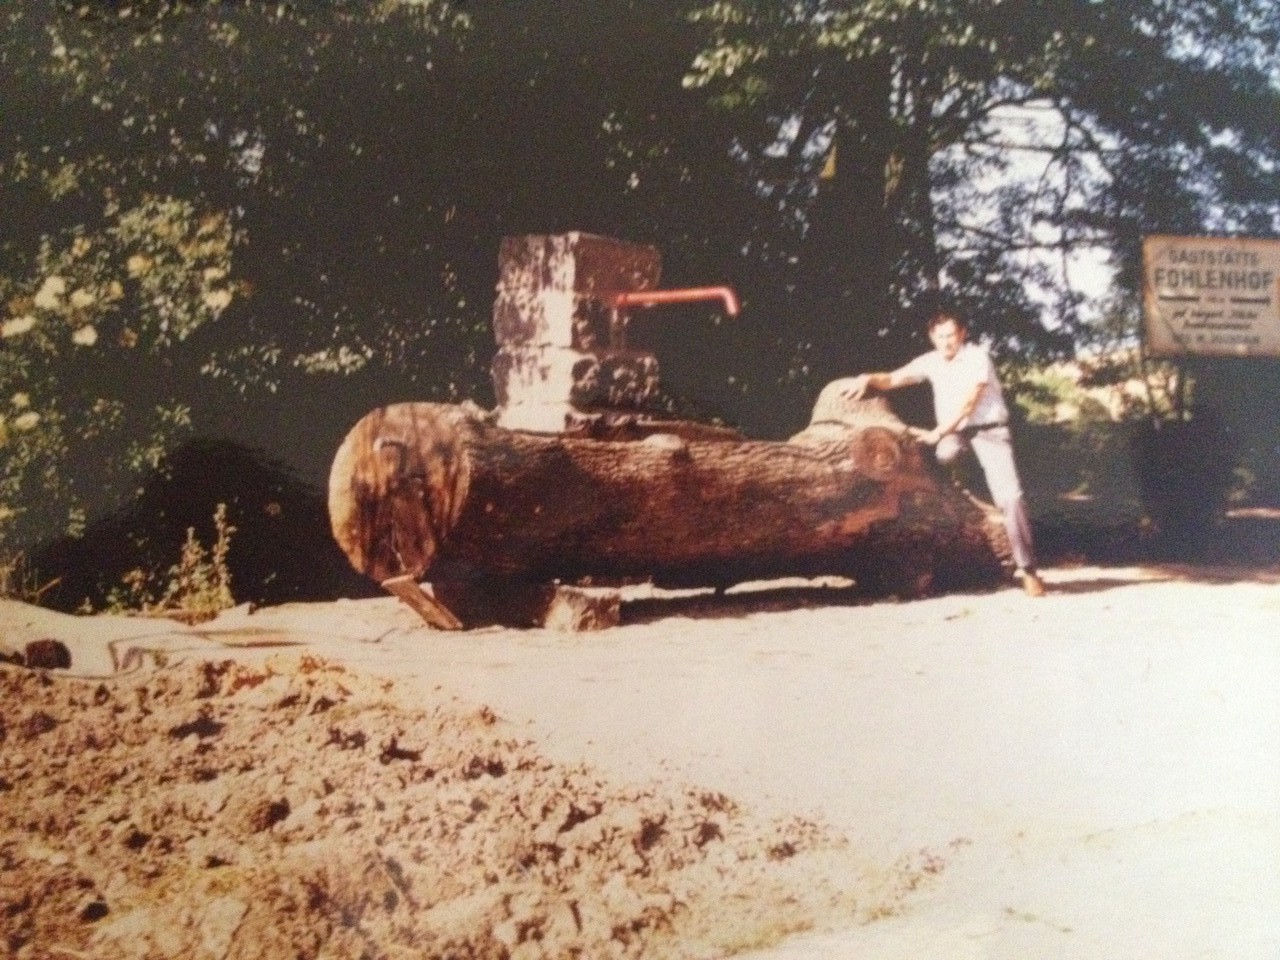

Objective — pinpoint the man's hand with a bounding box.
[839,375,870,401]
[907,426,943,446]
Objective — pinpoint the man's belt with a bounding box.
[958,421,1008,437]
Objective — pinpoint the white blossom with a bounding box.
[1,315,36,337]
[203,288,233,312]
[34,276,68,309]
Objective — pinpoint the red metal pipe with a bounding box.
[609,286,740,317]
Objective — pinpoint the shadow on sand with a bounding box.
[619,583,872,626]
[618,553,1280,624]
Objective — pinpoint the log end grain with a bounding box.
[328,404,475,582]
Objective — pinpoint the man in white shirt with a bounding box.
[841,312,1046,597]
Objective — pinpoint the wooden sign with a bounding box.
[1142,235,1280,357]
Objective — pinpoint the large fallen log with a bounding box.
[328,384,1010,626]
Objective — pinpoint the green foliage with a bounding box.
[683,0,1280,359]
[1007,351,1175,429]
[1003,355,1146,502]
[5,0,477,390]
[58,0,469,30]
[102,502,236,622]
[1,0,478,566]
[0,195,236,551]
[0,552,61,605]
[3,0,1279,596]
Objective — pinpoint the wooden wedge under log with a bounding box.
[328,387,1010,629]
[380,575,464,631]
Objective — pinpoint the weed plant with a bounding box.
[104,503,236,623]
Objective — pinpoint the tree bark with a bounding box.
[328,390,1010,620]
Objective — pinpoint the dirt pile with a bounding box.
[1,656,869,959]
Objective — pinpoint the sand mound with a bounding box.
[1,657,871,959]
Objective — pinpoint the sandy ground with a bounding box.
[3,563,1279,958]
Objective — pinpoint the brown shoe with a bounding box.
[1018,570,1047,597]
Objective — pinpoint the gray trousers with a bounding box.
[936,426,1037,572]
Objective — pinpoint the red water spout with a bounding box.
[609,286,740,317]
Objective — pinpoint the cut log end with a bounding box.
[329,404,475,583]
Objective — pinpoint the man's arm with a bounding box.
[912,381,984,446]
[839,366,923,401]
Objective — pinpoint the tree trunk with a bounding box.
[328,388,1010,624]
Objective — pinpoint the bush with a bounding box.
[103,503,236,623]
[0,551,60,604]
[1131,414,1236,555]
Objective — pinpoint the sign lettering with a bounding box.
[1142,235,1280,357]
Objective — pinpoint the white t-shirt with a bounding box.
[895,342,1008,429]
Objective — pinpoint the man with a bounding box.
[842,312,1046,597]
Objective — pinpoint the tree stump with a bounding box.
[328,382,1010,628]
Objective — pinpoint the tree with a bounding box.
[684,0,1280,365]
[0,196,238,547]
[10,0,1277,600]
[1,0,473,571]
[2,0,773,599]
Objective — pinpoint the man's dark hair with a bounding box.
[927,312,967,332]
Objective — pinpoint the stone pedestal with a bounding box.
[490,233,664,432]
